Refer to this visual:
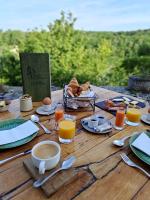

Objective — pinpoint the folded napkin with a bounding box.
[131,133,150,156]
[96,123,112,132]
[79,91,95,98]
[0,120,39,145]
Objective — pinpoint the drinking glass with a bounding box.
[114,109,125,130]
[58,115,76,144]
[55,104,64,129]
[126,108,141,126]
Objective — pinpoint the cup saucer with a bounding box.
[81,115,112,134]
[36,104,56,115]
[42,105,53,112]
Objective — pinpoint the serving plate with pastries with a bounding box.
[104,96,145,112]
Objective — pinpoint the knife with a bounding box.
[0,149,31,165]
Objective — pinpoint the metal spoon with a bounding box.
[113,132,138,147]
[33,156,76,188]
[113,136,131,147]
[31,115,51,134]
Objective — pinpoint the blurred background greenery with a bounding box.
[0,12,150,87]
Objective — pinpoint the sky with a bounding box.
[0,0,150,31]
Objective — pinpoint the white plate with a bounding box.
[36,104,57,115]
[141,114,150,125]
[81,115,112,134]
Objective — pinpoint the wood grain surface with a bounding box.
[0,86,149,200]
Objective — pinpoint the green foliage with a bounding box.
[120,56,150,75]
[0,12,150,87]
[0,51,21,85]
[138,43,150,56]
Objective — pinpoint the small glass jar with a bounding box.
[20,94,33,112]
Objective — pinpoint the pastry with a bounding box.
[105,100,126,109]
[67,78,91,97]
[68,77,79,86]
[80,82,90,91]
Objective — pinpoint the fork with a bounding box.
[120,153,150,178]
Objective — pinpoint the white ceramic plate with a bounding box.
[36,104,57,115]
[81,115,112,134]
[141,114,150,125]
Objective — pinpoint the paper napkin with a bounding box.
[131,132,150,156]
[97,123,112,132]
[0,120,39,145]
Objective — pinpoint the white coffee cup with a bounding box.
[88,118,99,129]
[31,140,61,174]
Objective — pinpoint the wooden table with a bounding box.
[0,86,149,200]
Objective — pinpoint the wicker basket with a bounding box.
[128,75,150,92]
[63,86,96,112]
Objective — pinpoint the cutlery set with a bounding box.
[113,130,150,178]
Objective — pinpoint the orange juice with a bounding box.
[126,108,141,123]
[55,109,64,122]
[59,120,75,139]
[115,109,125,129]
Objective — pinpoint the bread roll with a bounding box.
[80,81,90,91]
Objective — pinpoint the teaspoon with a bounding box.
[33,156,76,188]
[113,132,138,147]
[31,115,51,134]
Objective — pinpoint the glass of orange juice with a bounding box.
[58,115,76,144]
[126,108,141,126]
[55,104,64,129]
[114,109,125,130]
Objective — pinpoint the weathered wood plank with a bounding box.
[133,181,150,200]
[75,162,147,200]
[0,163,30,195]
[2,180,32,200]
[89,150,150,180]
[0,118,147,196]
[0,86,149,200]
[74,125,149,167]
[11,169,94,200]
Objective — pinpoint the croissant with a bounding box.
[68,77,79,95]
[67,78,90,97]
[68,77,79,87]
[80,82,90,91]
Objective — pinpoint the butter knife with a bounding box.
[0,149,31,165]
